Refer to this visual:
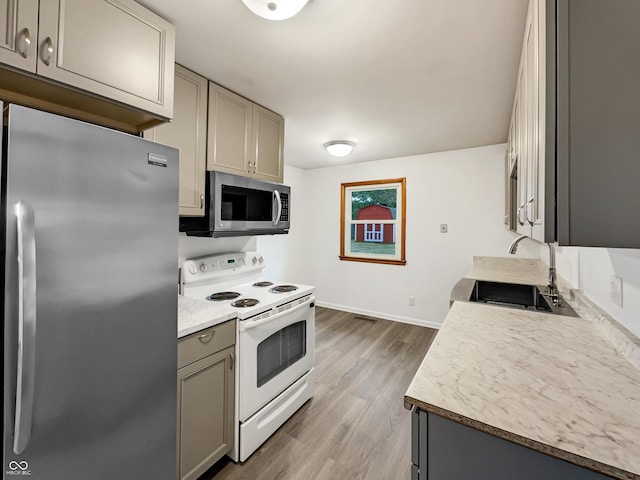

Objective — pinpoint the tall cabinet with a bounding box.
[145,65,208,216]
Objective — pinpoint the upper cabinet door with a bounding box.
[530,0,546,242]
[145,65,208,217]
[36,0,175,120]
[0,0,39,72]
[207,82,252,175]
[252,105,284,183]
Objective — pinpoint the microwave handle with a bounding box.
[273,190,282,226]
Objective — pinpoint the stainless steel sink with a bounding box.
[470,280,553,311]
[451,278,579,317]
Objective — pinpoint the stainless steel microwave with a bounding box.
[179,172,290,237]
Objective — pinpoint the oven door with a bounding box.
[238,295,315,422]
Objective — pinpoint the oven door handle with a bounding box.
[240,295,315,331]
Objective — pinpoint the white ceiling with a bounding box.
[139,0,529,169]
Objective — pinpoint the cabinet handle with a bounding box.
[198,331,215,343]
[526,198,534,226]
[517,205,525,226]
[17,28,31,58]
[230,352,234,371]
[41,37,54,66]
[247,161,252,174]
[253,160,257,174]
[200,194,204,209]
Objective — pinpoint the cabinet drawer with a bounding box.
[178,320,235,369]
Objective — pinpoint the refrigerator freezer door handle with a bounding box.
[13,201,37,455]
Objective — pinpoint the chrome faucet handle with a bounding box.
[540,290,562,306]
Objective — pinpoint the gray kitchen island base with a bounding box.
[411,409,613,480]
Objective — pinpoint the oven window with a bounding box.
[257,321,306,388]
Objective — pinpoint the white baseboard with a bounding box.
[315,301,442,330]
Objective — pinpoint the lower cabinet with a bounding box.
[411,408,611,480]
[177,321,235,480]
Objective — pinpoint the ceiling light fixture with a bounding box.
[324,141,355,157]
[241,0,311,21]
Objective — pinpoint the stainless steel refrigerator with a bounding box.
[1,103,178,479]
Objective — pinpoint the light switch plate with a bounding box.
[610,275,623,308]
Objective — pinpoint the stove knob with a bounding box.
[259,256,264,264]
[199,263,208,273]
[251,256,257,265]
[188,263,198,275]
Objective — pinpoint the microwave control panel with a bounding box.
[280,192,289,221]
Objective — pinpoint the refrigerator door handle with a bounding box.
[13,201,37,455]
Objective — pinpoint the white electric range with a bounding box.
[179,252,315,462]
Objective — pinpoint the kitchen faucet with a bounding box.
[507,235,560,305]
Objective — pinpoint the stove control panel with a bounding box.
[219,256,245,270]
[180,252,265,285]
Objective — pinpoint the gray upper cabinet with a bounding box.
[0,0,39,71]
[208,82,284,183]
[506,0,640,247]
[0,0,175,132]
[207,83,253,177]
[252,104,284,183]
[37,0,174,120]
[145,65,207,217]
[554,0,640,247]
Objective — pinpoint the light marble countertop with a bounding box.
[177,295,237,338]
[405,257,640,480]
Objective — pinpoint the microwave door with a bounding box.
[212,173,290,236]
[180,171,291,237]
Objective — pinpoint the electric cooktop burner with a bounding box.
[207,291,241,301]
[253,281,274,287]
[269,285,298,293]
[232,298,260,308]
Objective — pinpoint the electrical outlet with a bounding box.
[440,224,448,233]
[610,276,623,308]
[409,296,415,306]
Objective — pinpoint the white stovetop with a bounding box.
[178,252,315,337]
[183,279,315,320]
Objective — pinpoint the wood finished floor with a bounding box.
[203,307,437,480]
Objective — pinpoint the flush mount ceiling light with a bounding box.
[241,0,311,21]
[324,141,355,157]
